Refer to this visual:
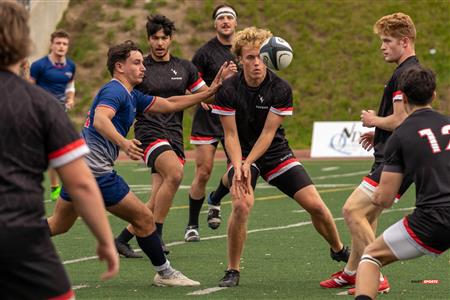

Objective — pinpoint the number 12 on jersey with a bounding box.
[419,125,450,153]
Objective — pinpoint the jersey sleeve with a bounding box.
[383,132,404,173]
[96,85,123,113]
[186,61,206,93]
[269,82,294,116]
[211,84,236,116]
[134,89,156,113]
[44,99,89,168]
[390,74,403,103]
[29,59,43,81]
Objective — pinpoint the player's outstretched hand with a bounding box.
[222,60,238,80]
[120,139,144,160]
[208,63,226,94]
[97,242,120,280]
[231,166,246,199]
[359,131,375,151]
[361,109,377,128]
[241,162,252,195]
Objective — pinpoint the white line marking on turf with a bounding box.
[73,284,89,290]
[321,166,339,172]
[336,291,349,296]
[63,206,414,266]
[187,287,227,295]
[312,170,367,180]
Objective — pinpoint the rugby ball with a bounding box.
[259,36,293,71]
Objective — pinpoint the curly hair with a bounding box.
[232,27,272,58]
[373,12,416,42]
[0,2,31,68]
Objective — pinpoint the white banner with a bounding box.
[311,121,374,158]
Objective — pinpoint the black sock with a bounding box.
[136,230,167,267]
[188,195,205,226]
[117,228,134,243]
[155,222,163,238]
[355,296,373,300]
[209,179,229,206]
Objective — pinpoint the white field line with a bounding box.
[321,166,340,172]
[72,284,89,290]
[63,206,414,266]
[187,287,227,296]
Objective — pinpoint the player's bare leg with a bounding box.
[342,188,383,272]
[293,185,344,252]
[47,198,78,236]
[355,236,396,299]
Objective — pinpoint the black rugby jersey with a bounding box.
[0,70,89,231]
[384,108,450,207]
[192,37,237,86]
[373,56,419,163]
[212,70,293,156]
[134,55,205,142]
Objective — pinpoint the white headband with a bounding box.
[215,7,237,21]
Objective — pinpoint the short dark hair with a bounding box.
[0,1,31,68]
[51,30,70,42]
[212,3,238,20]
[398,66,436,106]
[146,14,176,38]
[107,40,142,76]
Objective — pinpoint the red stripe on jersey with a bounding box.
[190,136,216,141]
[211,105,235,112]
[363,176,379,188]
[264,158,298,179]
[48,139,86,160]
[144,138,169,157]
[274,107,293,111]
[48,289,75,300]
[188,78,204,91]
[403,217,442,254]
[392,90,403,102]
[96,104,117,113]
[143,96,157,113]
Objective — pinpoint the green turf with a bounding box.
[45,160,449,299]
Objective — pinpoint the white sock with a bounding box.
[208,204,221,210]
[344,267,356,276]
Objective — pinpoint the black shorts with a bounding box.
[361,161,413,199]
[190,106,223,145]
[141,137,185,171]
[406,206,450,253]
[227,147,313,198]
[0,229,72,299]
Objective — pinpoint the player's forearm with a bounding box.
[246,131,276,165]
[65,91,75,103]
[165,89,214,111]
[57,159,115,247]
[372,189,395,208]
[225,133,242,168]
[373,113,407,131]
[93,115,128,147]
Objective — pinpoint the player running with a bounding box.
[186,3,239,242]
[47,40,223,287]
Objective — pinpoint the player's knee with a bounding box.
[165,168,184,187]
[133,209,155,236]
[232,200,252,220]
[342,203,360,225]
[196,164,213,182]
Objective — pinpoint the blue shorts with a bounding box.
[60,171,130,206]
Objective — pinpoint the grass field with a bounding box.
[45,159,449,299]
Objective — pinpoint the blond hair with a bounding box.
[373,12,416,42]
[0,2,31,68]
[232,27,272,57]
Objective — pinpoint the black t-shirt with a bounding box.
[212,70,293,157]
[373,56,420,162]
[0,70,88,243]
[192,37,237,86]
[383,108,450,207]
[134,55,205,142]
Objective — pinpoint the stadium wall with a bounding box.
[28,0,70,62]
